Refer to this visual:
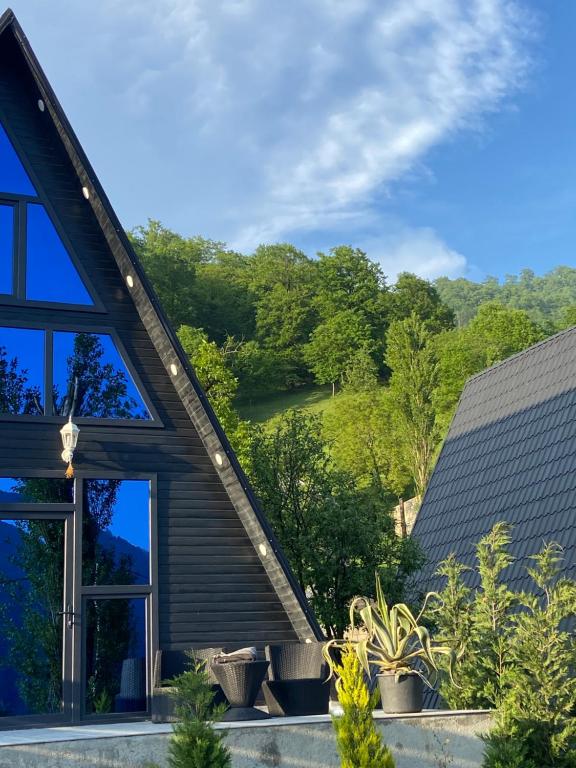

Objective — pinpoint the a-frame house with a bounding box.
[0,8,320,727]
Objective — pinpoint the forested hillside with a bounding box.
[130,220,576,499]
[131,220,575,632]
[436,268,576,329]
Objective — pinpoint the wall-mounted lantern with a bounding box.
[60,416,80,478]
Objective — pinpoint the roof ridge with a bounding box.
[465,324,576,385]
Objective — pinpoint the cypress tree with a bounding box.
[332,645,395,768]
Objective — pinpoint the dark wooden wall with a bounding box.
[0,34,298,649]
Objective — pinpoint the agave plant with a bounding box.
[324,574,457,687]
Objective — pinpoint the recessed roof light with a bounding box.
[214,452,224,467]
[170,363,178,376]
[305,638,313,644]
[82,186,90,200]
[126,275,134,288]
[37,99,45,112]
[258,543,268,557]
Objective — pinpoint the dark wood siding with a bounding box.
[0,35,299,649]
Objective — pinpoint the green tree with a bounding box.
[489,544,576,767]
[177,326,251,462]
[331,644,396,768]
[385,313,440,497]
[193,253,256,343]
[433,303,546,432]
[54,333,145,419]
[431,523,518,710]
[467,301,546,367]
[304,310,374,395]
[436,266,576,331]
[315,246,387,324]
[388,272,454,332]
[323,352,411,497]
[232,340,292,399]
[130,221,198,328]
[248,410,421,637]
[431,527,576,767]
[0,347,42,415]
[167,660,231,768]
[248,244,318,388]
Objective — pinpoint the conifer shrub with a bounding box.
[430,525,576,768]
[331,644,396,768]
[166,658,231,768]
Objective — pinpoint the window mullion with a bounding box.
[45,329,54,417]
[15,200,26,299]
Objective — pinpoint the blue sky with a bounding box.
[6,0,575,282]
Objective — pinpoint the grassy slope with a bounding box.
[236,386,333,424]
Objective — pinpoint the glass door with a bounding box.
[0,514,73,726]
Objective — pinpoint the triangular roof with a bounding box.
[0,7,321,640]
[413,325,576,592]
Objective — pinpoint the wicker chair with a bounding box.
[262,642,330,717]
[151,647,226,723]
[115,657,146,713]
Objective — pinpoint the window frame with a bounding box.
[75,471,157,720]
[0,192,105,312]
[0,320,162,427]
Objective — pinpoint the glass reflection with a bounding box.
[83,480,150,586]
[0,518,64,716]
[0,477,73,504]
[0,327,44,415]
[26,204,93,305]
[0,123,37,197]
[84,598,146,714]
[0,204,14,295]
[53,332,151,420]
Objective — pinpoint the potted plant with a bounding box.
[324,575,456,714]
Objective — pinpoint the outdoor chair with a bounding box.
[262,642,330,717]
[114,657,146,713]
[151,647,226,722]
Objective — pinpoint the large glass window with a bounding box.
[84,597,147,715]
[0,205,14,295]
[0,123,36,197]
[0,326,153,421]
[0,477,73,504]
[0,518,65,717]
[26,204,93,305]
[82,480,150,586]
[53,332,151,420]
[0,120,95,307]
[0,327,44,415]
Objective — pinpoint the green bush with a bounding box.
[331,644,395,768]
[481,730,537,768]
[166,659,231,768]
[430,525,576,767]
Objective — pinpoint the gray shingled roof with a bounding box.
[413,326,576,593]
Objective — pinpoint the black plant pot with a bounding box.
[377,672,423,714]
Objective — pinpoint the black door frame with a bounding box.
[0,507,73,729]
[0,470,157,729]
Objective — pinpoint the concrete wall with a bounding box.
[0,712,491,768]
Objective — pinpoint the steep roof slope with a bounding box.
[0,8,321,640]
[413,326,576,591]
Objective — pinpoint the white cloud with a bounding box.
[10,0,535,258]
[362,228,468,282]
